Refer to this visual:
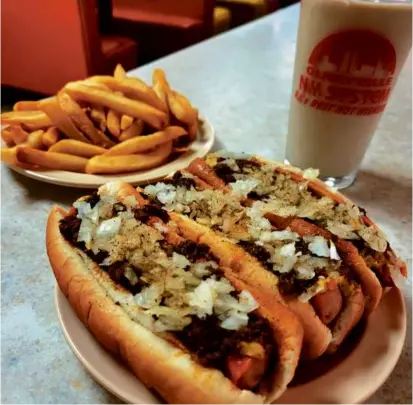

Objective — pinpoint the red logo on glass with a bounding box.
[294,30,397,116]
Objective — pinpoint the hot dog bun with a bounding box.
[199,153,404,300]
[111,182,304,401]
[47,208,263,404]
[205,153,406,288]
[46,181,304,404]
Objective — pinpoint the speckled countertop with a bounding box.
[1,4,411,404]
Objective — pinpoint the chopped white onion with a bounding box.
[124,267,138,285]
[280,242,296,257]
[329,241,341,260]
[165,276,186,291]
[77,218,93,247]
[153,222,169,233]
[326,221,360,240]
[172,253,191,269]
[186,281,214,318]
[144,183,177,205]
[298,281,326,302]
[205,277,234,295]
[308,236,330,257]
[247,202,272,231]
[150,309,192,332]
[221,311,249,330]
[153,319,170,332]
[237,291,259,312]
[123,195,139,208]
[302,168,320,180]
[192,261,217,278]
[221,158,240,172]
[357,226,388,253]
[295,265,316,280]
[279,255,298,273]
[74,201,93,219]
[230,179,260,198]
[135,284,163,309]
[259,230,299,242]
[95,217,121,239]
[214,295,241,314]
[100,256,113,266]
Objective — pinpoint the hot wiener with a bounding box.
[46,181,303,404]
[199,152,406,293]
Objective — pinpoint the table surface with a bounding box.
[1,4,411,404]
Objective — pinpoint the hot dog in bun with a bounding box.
[46,181,303,404]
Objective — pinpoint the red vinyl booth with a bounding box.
[112,0,215,63]
[1,0,138,95]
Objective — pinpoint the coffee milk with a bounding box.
[286,0,412,186]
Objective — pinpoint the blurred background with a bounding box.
[1,0,298,110]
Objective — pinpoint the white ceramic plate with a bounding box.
[5,117,214,188]
[55,285,406,404]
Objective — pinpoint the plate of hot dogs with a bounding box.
[47,152,407,403]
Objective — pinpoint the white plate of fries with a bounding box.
[1,66,215,188]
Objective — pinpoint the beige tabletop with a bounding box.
[1,4,411,403]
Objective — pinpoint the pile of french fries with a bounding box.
[0,65,199,174]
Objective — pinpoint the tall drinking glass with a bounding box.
[285,0,412,188]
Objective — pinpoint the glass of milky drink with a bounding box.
[285,0,412,189]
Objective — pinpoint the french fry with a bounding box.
[113,65,135,129]
[89,106,107,131]
[13,101,39,111]
[119,120,144,141]
[188,120,198,142]
[57,91,114,147]
[86,141,172,174]
[16,146,87,172]
[120,114,134,131]
[1,146,38,169]
[38,97,90,143]
[27,130,45,149]
[1,129,15,146]
[49,139,106,158]
[79,79,111,92]
[153,68,170,90]
[1,147,20,165]
[9,125,29,144]
[42,127,61,148]
[152,68,169,113]
[167,90,197,125]
[104,126,187,156]
[107,108,121,137]
[114,64,127,78]
[0,110,52,130]
[172,146,191,154]
[89,76,166,112]
[35,96,57,108]
[64,82,167,129]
